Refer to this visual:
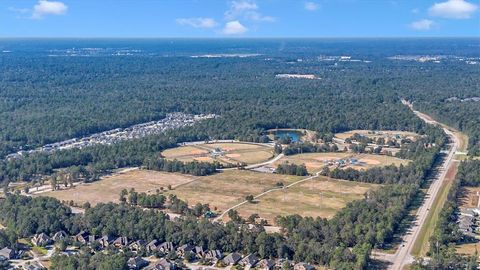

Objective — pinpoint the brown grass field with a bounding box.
[167,170,302,212]
[458,187,480,208]
[161,142,274,165]
[456,242,480,256]
[40,169,197,206]
[334,130,419,141]
[274,152,410,173]
[236,176,380,224]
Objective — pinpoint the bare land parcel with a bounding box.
[161,142,274,165]
[39,168,378,224]
[236,176,380,224]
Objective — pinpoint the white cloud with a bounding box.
[410,19,435,30]
[222,20,248,35]
[429,0,478,19]
[32,0,67,19]
[225,0,275,22]
[305,2,319,11]
[176,18,217,29]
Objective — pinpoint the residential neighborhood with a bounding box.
[6,113,217,160]
[0,229,316,270]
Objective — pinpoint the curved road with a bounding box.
[389,101,460,269]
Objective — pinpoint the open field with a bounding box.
[411,161,459,257]
[161,142,274,165]
[39,169,197,206]
[459,187,480,208]
[236,176,380,224]
[274,152,410,173]
[456,242,480,256]
[334,130,419,141]
[167,170,302,212]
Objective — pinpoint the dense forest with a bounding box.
[5,39,478,160]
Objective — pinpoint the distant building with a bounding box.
[98,235,114,248]
[146,240,159,253]
[146,258,176,270]
[128,256,149,270]
[223,252,242,265]
[294,262,315,270]
[26,262,45,270]
[205,249,223,261]
[257,259,275,270]
[239,254,258,268]
[176,244,194,257]
[52,231,68,242]
[129,240,146,252]
[113,237,130,248]
[158,242,175,254]
[0,247,15,260]
[32,233,52,247]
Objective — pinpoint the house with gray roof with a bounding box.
[239,254,258,268]
[32,233,51,247]
[52,231,68,242]
[128,256,149,270]
[222,252,242,265]
[146,258,176,270]
[0,247,15,260]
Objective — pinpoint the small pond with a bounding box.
[273,130,303,142]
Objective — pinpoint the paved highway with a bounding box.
[389,102,460,269]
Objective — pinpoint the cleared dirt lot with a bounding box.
[456,242,480,256]
[161,142,274,165]
[40,169,197,205]
[274,152,410,173]
[459,186,480,208]
[236,176,380,224]
[167,170,302,212]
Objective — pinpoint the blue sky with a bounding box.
[1,0,479,37]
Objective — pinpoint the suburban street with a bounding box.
[388,102,461,269]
